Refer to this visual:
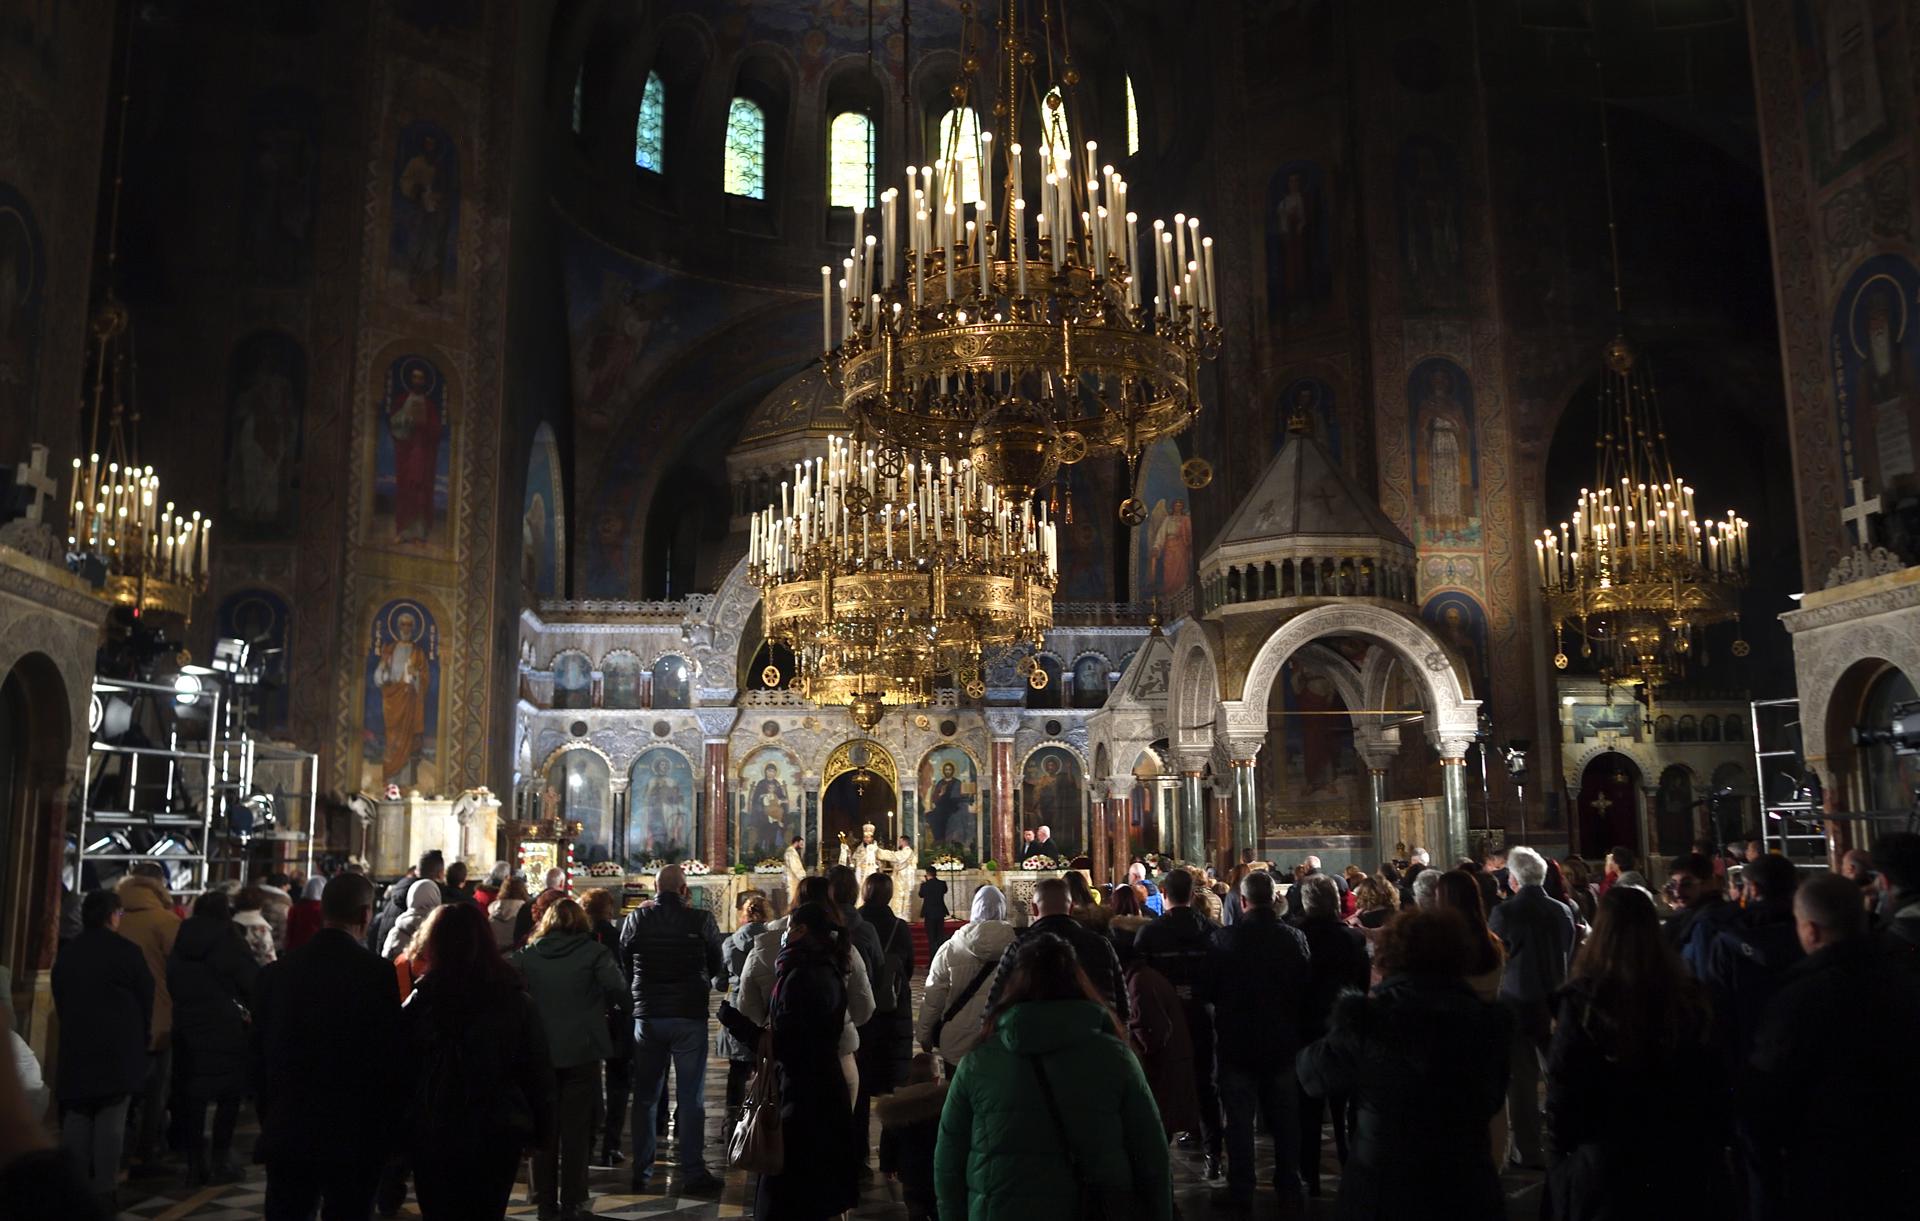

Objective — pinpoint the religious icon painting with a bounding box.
[738,746,801,865]
[372,349,454,551]
[360,597,441,793]
[551,652,592,710]
[1394,136,1466,310]
[1420,591,1490,698]
[545,747,613,865]
[223,332,306,538]
[918,745,979,857]
[1273,376,1342,461]
[0,181,45,450]
[1133,439,1195,607]
[522,421,563,597]
[1264,160,1336,328]
[242,89,318,285]
[388,120,460,307]
[1018,745,1083,856]
[1406,358,1480,546]
[1831,253,1920,530]
[601,652,642,709]
[215,588,292,735]
[1794,0,1899,186]
[628,747,696,865]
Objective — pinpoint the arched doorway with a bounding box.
[1655,764,1696,857]
[0,654,71,997]
[1578,752,1642,857]
[820,740,900,857]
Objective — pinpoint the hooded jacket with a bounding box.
[382,877,442,960]
[915,917,1018,1064]
[115,873,182,1047]
[934,999,1172,1221]
[511,929,629,1069]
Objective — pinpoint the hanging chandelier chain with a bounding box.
[1594,52,1625,323]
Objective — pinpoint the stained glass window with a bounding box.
[1125,75,1139,155]
[1040,88,1072,177]
[572,72,583,135]
[723,97,766,198]
[936,106,983,205]
[635,72,665,172]
[828,111,876,208]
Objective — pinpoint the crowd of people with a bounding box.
[7,832,1918,1220]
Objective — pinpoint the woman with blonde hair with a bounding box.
[512,897,627,1220]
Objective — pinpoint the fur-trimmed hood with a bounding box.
[117,872,173,912]
[874,1078,948,1127]
[1107,914,1151,939]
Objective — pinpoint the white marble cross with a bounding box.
[12,443,54,523]
[1842,477,1882,545]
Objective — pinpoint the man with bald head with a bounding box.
[619,864,725,1193]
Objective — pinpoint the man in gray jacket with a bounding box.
[1486,845,1574,1169]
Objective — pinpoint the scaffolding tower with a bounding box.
[1749,696,1829,869]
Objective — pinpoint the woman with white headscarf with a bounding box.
[382,876,442,960]
[915,884,1016,1068]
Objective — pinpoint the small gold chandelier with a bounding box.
[64,41,210,621]
[1539,335,1748,701]
[821,0,1219,500]
[749,435,1056,728]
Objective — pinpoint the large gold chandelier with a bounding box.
[749,436,1057,729]
[1539,335,1748,701]
[821,0,1219,500]
[761,0,1218,724]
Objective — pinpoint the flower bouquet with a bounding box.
[753,858,785,874]
[682,859,711,876]
[586,861,624,878]
[1019,855,1058,871]
[931,854,967,873]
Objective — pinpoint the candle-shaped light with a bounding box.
[1201,236,1217,317]
[1014,198,1029,297]
[820,266,833,350]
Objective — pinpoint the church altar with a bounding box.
[372,790,503,878]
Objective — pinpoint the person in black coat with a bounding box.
[917,869,949,958]
[855,874,916,1161]
[618,864,724,1192]
[167,890,260,1184]
[1700,853,1804,1064]
[1544,887,1730,1221]
[1208,871,1312,1209]
[1296,907,1512,1221]
[1486,845,1574,1169]
[1291,875,1368,1196]
[252,873,405,1219]
[403,901,555,1220]
[1133,865,1223,1176]
[1025,877,1129,1021]
[1744,874,1920,1220]
[718,902,862,1221]
[52,890,152,1214]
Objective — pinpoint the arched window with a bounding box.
[651,654,691,709]
[635,72,665,172]
[724,97,767,199]
[935,106,983,205]
[1125,75,1140,155]
[1039,88,1072,177]
[828,111,876,208]
[572,71,584,135]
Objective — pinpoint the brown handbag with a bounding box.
[728,1028,784,1174]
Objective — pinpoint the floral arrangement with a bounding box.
[732,862,752,876]
[586,861,624,878]
[981,859,1000,872]
[753,858,785,874]
[634,859,670,874]
[1019,855,1058,871]
[682,859,711,876]
[930,855,967,873]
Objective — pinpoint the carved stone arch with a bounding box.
[694,554,755,700]
[626,739,699,783]
[1167,619,1226,758]
[736,741,804,783]
[545,646,594,671]
[1020,739,1090,776]
[600,646,644,669]
[1234,604,1478,749]
[1069,649,1114,673]
[539,739,616,775]
[1798,639,1920,773]
[1292,642,1368,715]
[823,738,898,788]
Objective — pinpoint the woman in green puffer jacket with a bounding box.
[934,932,1172,1221]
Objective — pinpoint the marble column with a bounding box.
[1229,756,1260,856]
[1439,740,1471,866]
[1366,765,1391,865]
[704,739,729,867]
[1211,791,1233,864]
[1152,778,1179,860]
[1180,770,1206,865]
[1107,776,1135,884]
[990,736,1014,867]
[1091,794,1108,884]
